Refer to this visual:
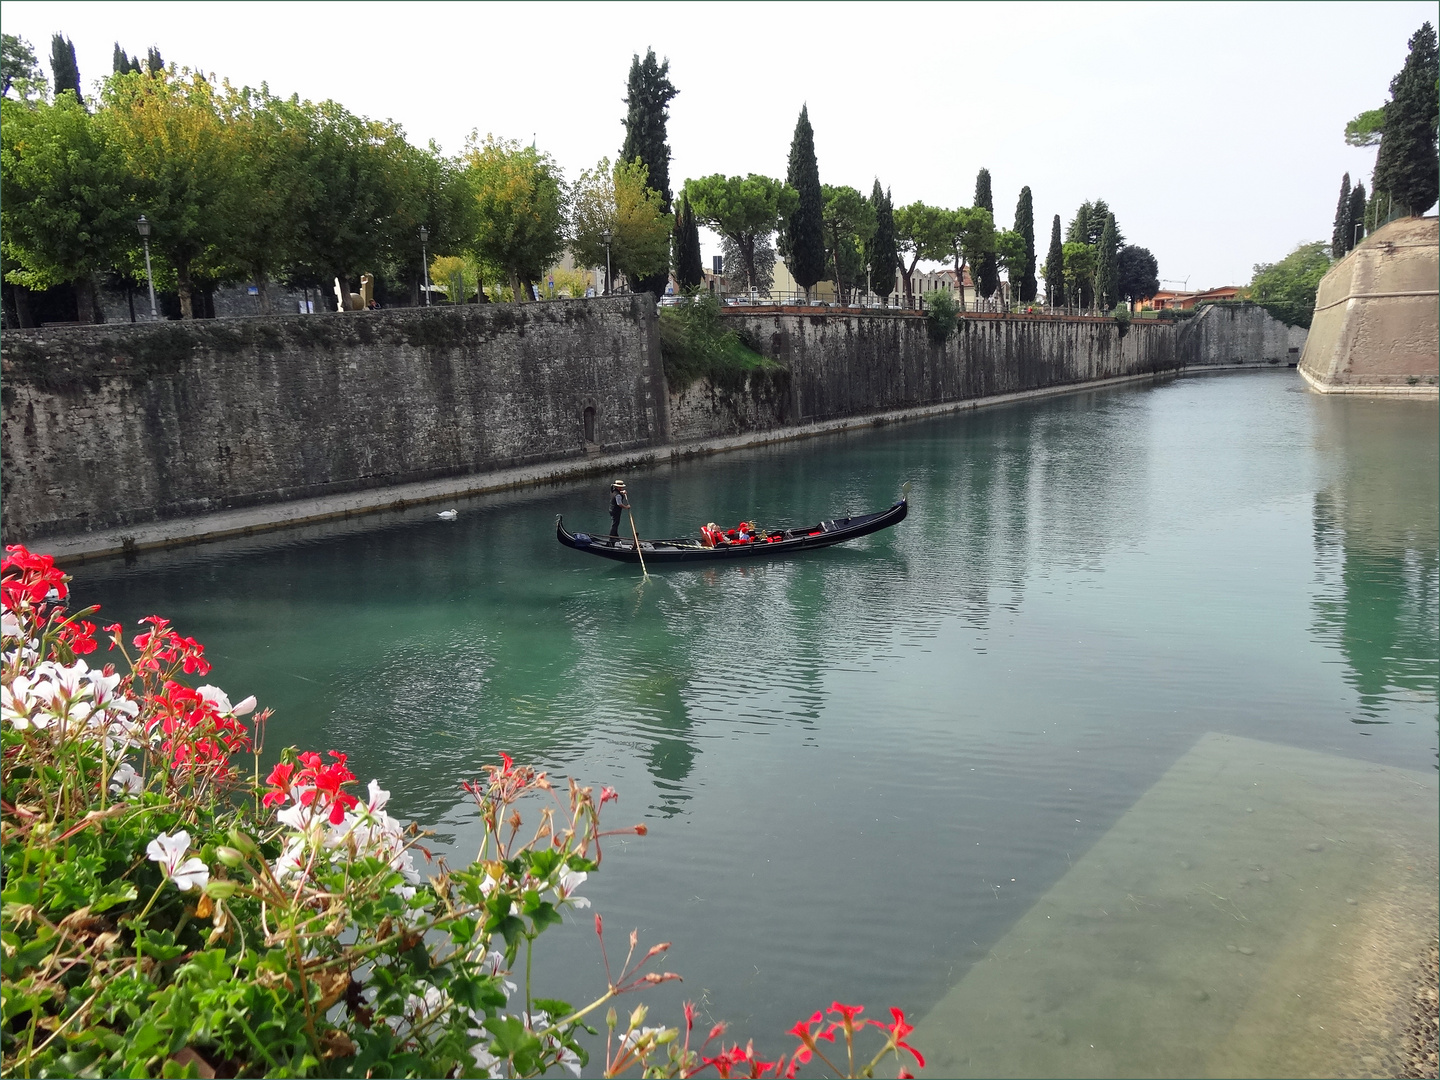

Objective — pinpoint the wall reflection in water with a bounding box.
[1309,396,1439,726]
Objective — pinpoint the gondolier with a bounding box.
[608,481,630,537]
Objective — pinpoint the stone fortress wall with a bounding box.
[1300,215,1439,394]
[3,296,1302,555]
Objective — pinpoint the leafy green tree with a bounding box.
[1062,242,1096,309]
[972,168,999,300]
[683,173,796,293]
[943,206,994,312]
[464,134,567,302]
[1372,21,1439,216]
[1248,241,1331,328]
[1043,214,1063,307]
[1331,172,1353,257]
[1344,107,1385,147]
[1347,180,1367,244]
[1013,185,1037,302]
[893,201,950,306]
[820,184,875,304]
[784,104,825,300]
[994,229,1027,306]
[49,33,81,103]
[1096,213,1119,310]
[0,93,130,321]
[867,180,897,302]
[1116,245,1159,305]
[98,69,236,318]
[672,193,703,293]
[619,48,677,296]
[2,34,46,100]
[572,156,672,289]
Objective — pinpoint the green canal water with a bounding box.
[78,370,1438,1077]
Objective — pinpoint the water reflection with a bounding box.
[1310,396,1440,729]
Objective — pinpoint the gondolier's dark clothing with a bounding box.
[609,490,629,536]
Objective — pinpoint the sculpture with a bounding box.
[333,273,375,311]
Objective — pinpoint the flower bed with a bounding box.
[2,545,922,1079]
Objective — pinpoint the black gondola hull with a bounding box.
[556,499,907,565]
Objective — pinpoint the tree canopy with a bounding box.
[684,173,796,293]
[463,134,567,301]
[972,168,999,299]
[1096,213,1119,310]
[573,156,672,290]
[619,47,678,296]
[1116,245,1159,304]
[1013,186,1037,303]
[1043,214,1064,306]
[894,201,951,305]
[868,181,898,302]
[672,193,703,293]
[820,184,875,304]
[1248,241,1331,328]
[1331,173,1353,258]
[49,34,81,103]
[2,34,46,100]
[1372,21,1439,216]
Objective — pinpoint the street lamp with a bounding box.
[136,215,157,318]
[1353,221,1363,249]
[601,228,612,296]
[419,226,430,306]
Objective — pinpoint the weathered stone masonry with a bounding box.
[2,297,667,543]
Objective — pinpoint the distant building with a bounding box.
[1142,286,1244,311]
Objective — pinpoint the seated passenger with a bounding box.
[737,521,754,543]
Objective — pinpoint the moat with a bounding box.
[77,370,1438,1076]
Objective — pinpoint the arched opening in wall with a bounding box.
[583,406,596,444]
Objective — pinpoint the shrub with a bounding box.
[922,290,956,344]
[657,294,788,394]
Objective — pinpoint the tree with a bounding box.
[784,105,825,300]
[1116,245,1159,306]
[683,173,796,293]
[820,184,875,304]
[1043,214,1063,307]
[619,48,677,296]
[113,43,142,75]
[464,135,567,302]
[1066,199,1123,248]
[1331,173,1353,257]
[893,201,950,306]
[1372,21,1439,216]
[972,168,999,300]
[867,180,897,302]
[1249,241,1331,328]
[49,34,82,104]
[1347,181,1367,245]
[572,157,671,290]
[1013,185,1037,302]
[943,206,994,312]
[672,193,703,293]
[1096,213,1119,310]
[98,68,235,318]
[994,229,1027,306]
[145,47,164,76]
[722,234,777,294]
[1,93,131,322]
[1344,107,1385,147]
[2,34,46,100]
[1062,242,1096,309]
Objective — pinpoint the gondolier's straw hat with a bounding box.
[612,480,626,489]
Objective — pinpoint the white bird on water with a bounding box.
[437,509,458,520]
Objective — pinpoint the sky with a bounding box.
[3,1,1433,289]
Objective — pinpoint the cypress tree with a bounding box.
[1043,214,1064,307]
[785,104,826,300]
[1097,213,1119,310]
[1331,173,1353,257]
[1348,181,1368,241]
[973,168,999,299]
[619,47,678,297]
[49,33,81,101]
[145,46,164,74]
[1372,21,1439,216]
[868,180,898,302]
[673,194,703,293]
[1014,186,1037,302]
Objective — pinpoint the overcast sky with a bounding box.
[4,1,1432,288]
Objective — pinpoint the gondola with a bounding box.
[556,493,908,565]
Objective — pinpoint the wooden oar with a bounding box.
[628,511,650,579]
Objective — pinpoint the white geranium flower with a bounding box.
[271,836,309,882]
[196,685,233,713]
[110,761,143,796]
[554,867,590,909]
[146,830,209,892]
[231,695,257,716]
[2,609,22,639]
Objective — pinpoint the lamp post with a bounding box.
[602,228,612,296]
[419,226,430,306]
[1354,221,1363,250]
[136,215,157,318]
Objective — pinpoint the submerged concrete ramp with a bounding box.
[912,734,1438,1078]
[1300,216,1439,395]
